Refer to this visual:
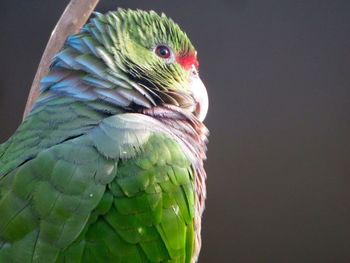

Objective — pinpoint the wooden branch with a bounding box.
[22,0,100,119]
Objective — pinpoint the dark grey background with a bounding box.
[1,1,350,262]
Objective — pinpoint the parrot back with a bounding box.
[0,111,206,263]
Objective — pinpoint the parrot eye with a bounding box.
[155,45,172,59]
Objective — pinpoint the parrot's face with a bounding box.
[111,10,208,121]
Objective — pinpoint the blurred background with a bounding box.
[1,1,350,262]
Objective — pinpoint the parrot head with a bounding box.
[96,9,208,121]
[44,9,208,122]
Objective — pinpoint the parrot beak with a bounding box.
[189,66,209,122]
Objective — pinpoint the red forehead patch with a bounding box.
[176,53,199,71]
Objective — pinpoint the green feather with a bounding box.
[0,8,206,263]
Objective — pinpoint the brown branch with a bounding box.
[22,0,100,119]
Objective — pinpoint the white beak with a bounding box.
[189,69,209,122]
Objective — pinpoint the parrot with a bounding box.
[0,8,208,263]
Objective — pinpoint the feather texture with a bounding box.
[0,9,208,263]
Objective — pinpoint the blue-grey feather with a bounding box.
[55,49,81,70]
[75,54,106,77]
[82,36,100,57]
[115,88,152,108]
[66,35,91,54]
[82,76,115,89]
[93,88,130,107]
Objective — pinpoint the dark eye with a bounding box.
[155,45,171,59]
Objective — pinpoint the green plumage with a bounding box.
[0,105,197,262]
[0,8,207,263]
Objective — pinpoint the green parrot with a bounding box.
[0,9,208,263]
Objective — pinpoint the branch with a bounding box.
[23,0,100,119]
